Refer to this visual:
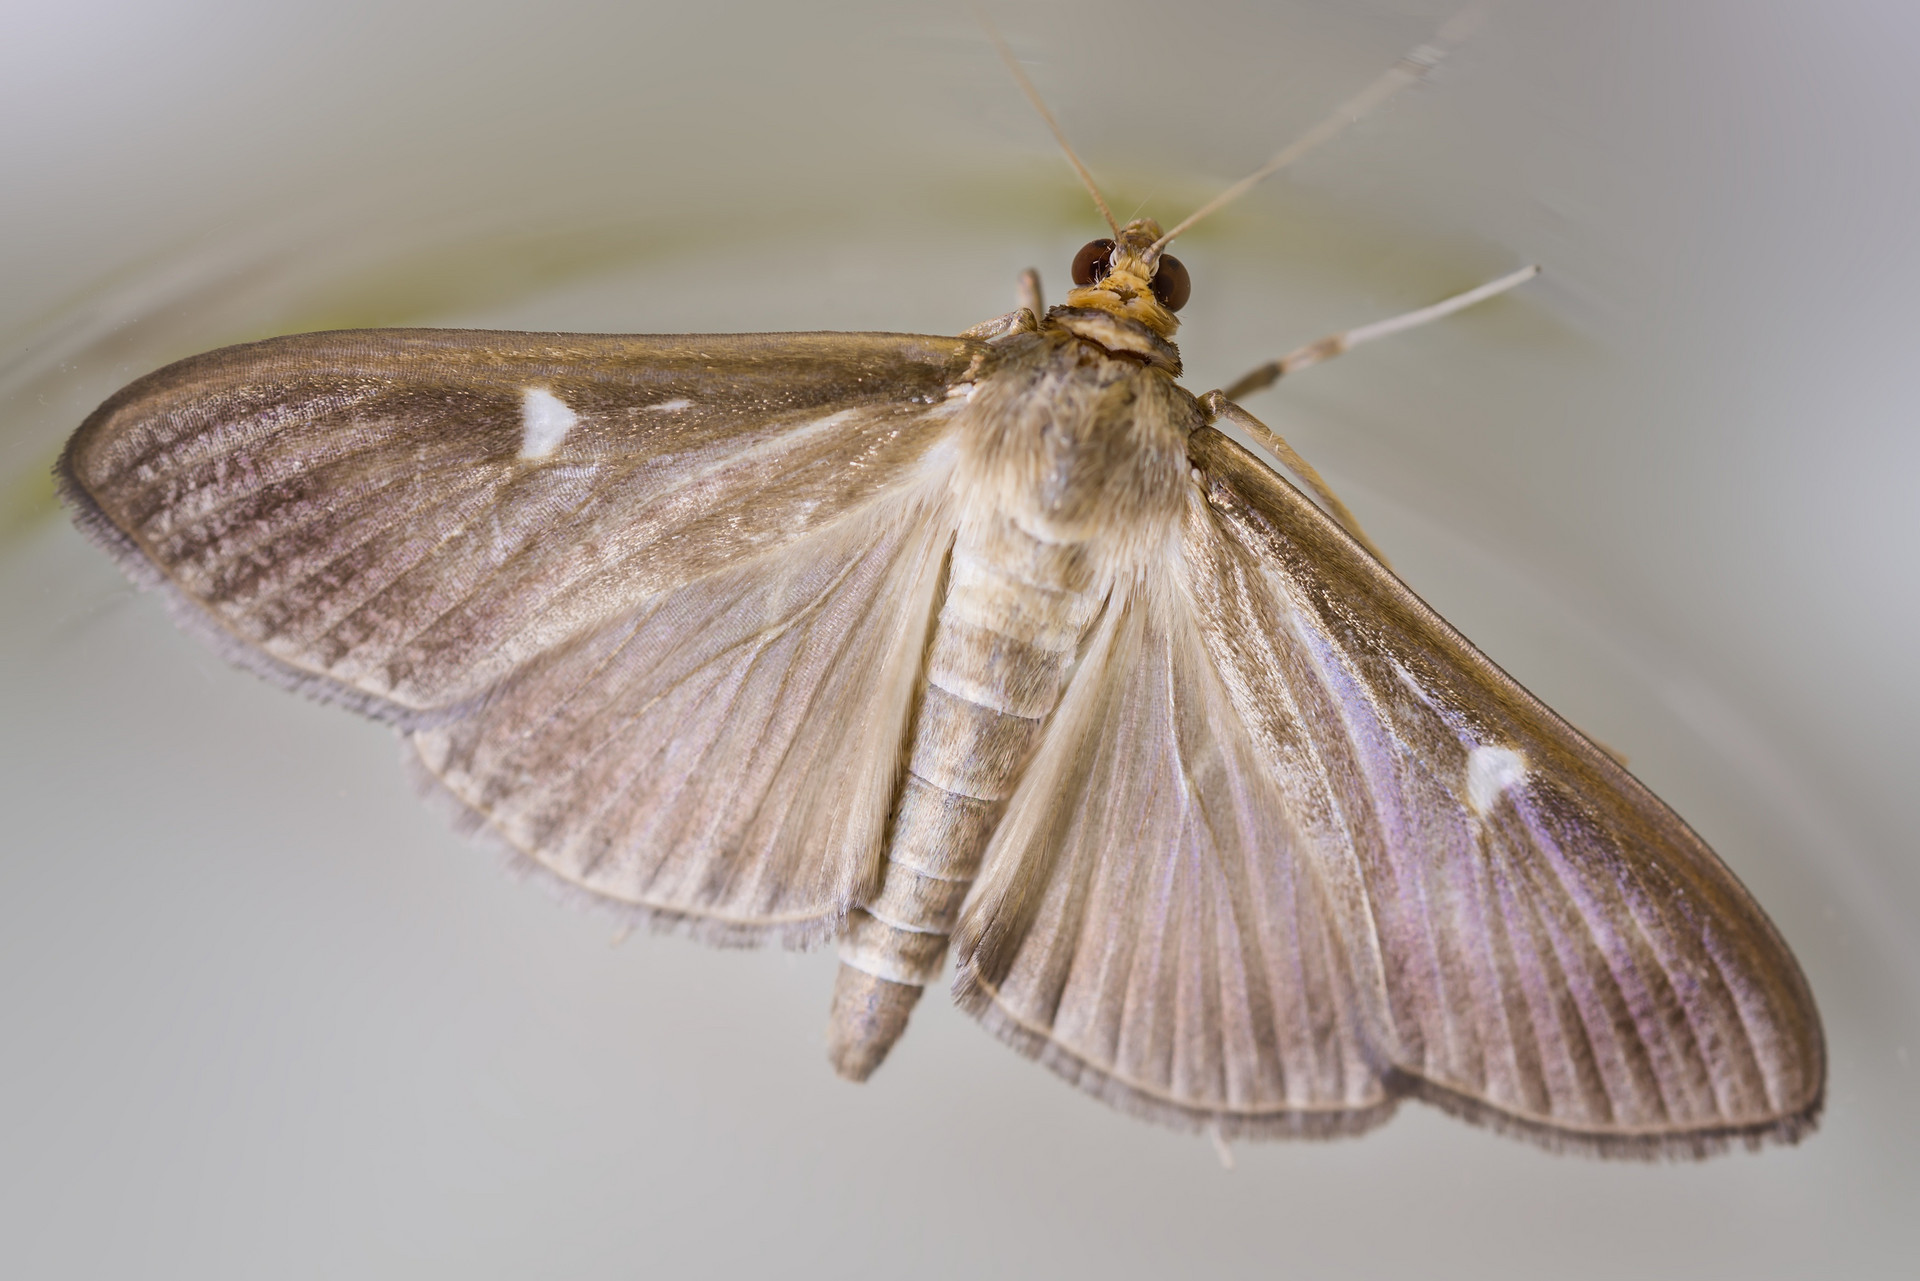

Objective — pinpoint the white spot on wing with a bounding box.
[519,387,578,459]
[645,397,692,412]
[1466,744,1528,816]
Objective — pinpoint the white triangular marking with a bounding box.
[519,387,579,459]
[1466,744,1528,816]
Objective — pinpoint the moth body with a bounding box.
[830,320,1198,1076]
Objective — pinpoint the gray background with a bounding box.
[4,0,1915,1276]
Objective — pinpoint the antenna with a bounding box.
[1152,2,1495,253]
[977,11,1121,238]
[1223,264,1541,399]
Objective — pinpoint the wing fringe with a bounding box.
[401,738,849,950]
[1395,1071,1824,1160]
[953,968,1400,1141]
[958,959,1821,1154]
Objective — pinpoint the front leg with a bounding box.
[958,269,1048,341]
[1017,267,1043,319]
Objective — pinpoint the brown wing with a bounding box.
[955,430,1822,1155]
[1181,425,1824,1155]
[60,328,982,725]
[953,572,1397,1140]
[61,327,983,942]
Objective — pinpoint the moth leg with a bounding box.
[1199,392,1392,567]
[1017,267,1044,319]
[1209,1124,1236,1171]
[960,305,1042,341]
[1221,265,1539,401]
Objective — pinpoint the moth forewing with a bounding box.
[1181,427,1824,1152]
[58,329,982,719]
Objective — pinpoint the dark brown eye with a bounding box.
[1071,238,1116,287]
[1151,253,1191,312]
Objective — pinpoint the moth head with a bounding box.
[1063,218,1188,339]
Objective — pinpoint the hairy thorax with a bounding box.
[954,326,1197,567]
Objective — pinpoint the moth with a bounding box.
[56,14,1823,1158]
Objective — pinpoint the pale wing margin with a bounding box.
[1184,425,1825,1156]
[953,557,1397,1140]
[58,328,985,725]
[60,327,986,945]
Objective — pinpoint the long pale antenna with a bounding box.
[1152,2,1495,253]
[1223,264,1540,399]
[977,12,1121,237]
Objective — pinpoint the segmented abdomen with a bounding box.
[827,513,1104,1074]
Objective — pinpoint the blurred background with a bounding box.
[3,0,1916,1276]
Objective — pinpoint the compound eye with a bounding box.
[1151,253,1191,312]
[1071,238,1117,286]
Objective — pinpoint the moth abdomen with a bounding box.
[827,518,1105,1080]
